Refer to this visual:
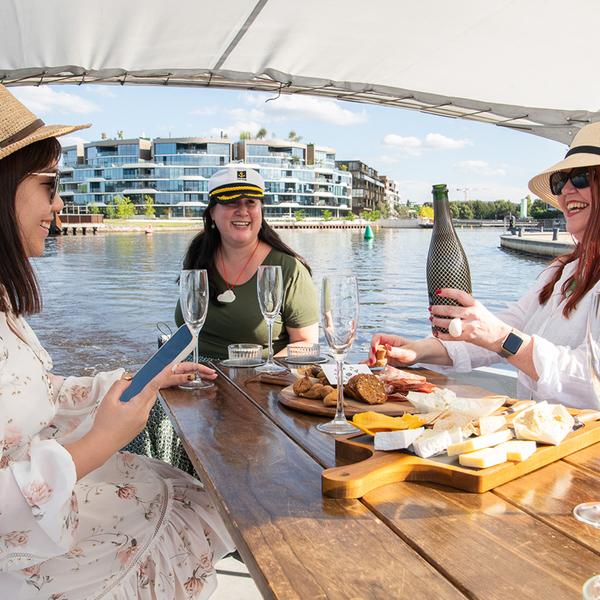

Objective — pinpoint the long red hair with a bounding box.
[538,167,600,316]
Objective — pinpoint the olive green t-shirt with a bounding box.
[175,249,319,359]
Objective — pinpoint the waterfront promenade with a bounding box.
[500,231,575,258]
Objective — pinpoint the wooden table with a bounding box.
[160,365,600,600]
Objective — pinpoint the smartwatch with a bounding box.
[498,329,525,358]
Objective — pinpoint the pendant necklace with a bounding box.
[216,240,261,303]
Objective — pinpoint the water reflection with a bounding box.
[30,228,547,375]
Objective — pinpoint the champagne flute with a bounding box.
[178,269,214,390]
[573,290,600,527]
[256,265,287,374]
[317,275,360,435]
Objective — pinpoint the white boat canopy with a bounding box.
[2,0,599,144]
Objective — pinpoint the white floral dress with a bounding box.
[0,311,234,599]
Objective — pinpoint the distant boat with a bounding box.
[418,217,433,229]
[144,227,153,235]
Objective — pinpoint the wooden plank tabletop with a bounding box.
[160,374,467,600]
[214,362,600,599]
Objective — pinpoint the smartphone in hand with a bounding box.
[120,324,196,403]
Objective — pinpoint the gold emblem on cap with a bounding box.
[237,170,246,179]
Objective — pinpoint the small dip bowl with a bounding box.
[227,343,263,365]
[287,343,321,362]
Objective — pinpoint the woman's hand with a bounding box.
[368,334,420,367]
[431,288,511,352]
[152,362,217,390]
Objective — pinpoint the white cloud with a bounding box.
[247,94,367,126]
[11,87,100,115]
[425,133,471,150]
[59,135,89,148]
[456,160,506,177]
[382,132,472,157]
[83,86,116,99]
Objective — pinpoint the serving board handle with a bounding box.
[322,452,420,498]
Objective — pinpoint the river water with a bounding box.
[29,227,549,375]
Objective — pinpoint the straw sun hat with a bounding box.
[0,84,90,161]
[528,121,600,209]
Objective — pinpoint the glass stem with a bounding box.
[192,332,199,381]
[266,318,274,364]
[334,353,346,421]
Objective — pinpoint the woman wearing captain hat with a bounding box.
[0,84,233,598]
[174,166,319,358]
[368,121,600,410]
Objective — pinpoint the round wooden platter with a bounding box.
[278,384,415,417]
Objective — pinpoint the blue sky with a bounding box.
[12,84,564,204]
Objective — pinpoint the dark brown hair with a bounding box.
[0,138,62,315]
[538,167,600,316]
[182,197,312,304]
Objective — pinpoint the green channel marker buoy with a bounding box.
[364,224,374,240]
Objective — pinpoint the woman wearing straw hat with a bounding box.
[368,122,600,410]
[0,84,233,598]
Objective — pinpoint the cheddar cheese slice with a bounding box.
[459,446,508,469]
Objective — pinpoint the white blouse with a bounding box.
[0,311,233,599]
[442,259,600,410]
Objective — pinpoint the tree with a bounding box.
[116,130,124,140]
[256,127,268,139]
[144,194,155,218]
[114,195,136,219]
[239,131,252,140]
[288,130,303,142]
[100,132,108,140]
[344,211,356,221]
[419,205,434,220]
[339,164,348,171]
[105,203,116,218]
[294,209,305,221]
[88,204,100,215]
[458,204,474,219]
[322,209,333,221]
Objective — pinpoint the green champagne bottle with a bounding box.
[426,184,472,334]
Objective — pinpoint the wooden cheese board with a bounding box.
[278,384,415,417]
[321,419,600,497]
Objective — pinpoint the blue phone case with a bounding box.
[120,324,195,403]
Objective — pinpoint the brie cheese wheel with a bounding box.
[497,440,537,462]
[447,428,513,457]
[478,415,507,436]
[374,427,425,451]
[512,401,574,446]
[459,446,508,469]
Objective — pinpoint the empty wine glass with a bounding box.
[317,275,360,435]
[178,269,214,390]
[256,265,287,374]
[573,290,600,527]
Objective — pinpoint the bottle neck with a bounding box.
[432,193,454,233]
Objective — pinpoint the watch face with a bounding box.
[503,332,524,355]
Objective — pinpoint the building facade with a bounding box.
[334,160,385,214]
[60,137,352,218]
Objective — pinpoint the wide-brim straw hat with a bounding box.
[528,121,600,209]
[0,84,90,161]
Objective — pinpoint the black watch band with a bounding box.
[498,329,524,358]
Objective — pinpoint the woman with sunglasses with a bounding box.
[368,121,600,410]
[0,85,233,598]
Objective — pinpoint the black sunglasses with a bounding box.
[549,167,590,196]
[31,171,61,202]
